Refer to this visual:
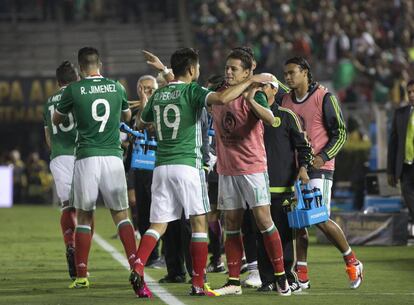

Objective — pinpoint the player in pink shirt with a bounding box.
[212,47,290,296]
[282,56,363,290]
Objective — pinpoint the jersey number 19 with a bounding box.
[154,104,180,140]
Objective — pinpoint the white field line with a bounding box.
[93,233,187,305]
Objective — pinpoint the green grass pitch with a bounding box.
[1,205,413,305]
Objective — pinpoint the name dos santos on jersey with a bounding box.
[80,84,117,95]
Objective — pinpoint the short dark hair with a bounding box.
[207,74,225,90]
[170,48,199,77]
[56,61,78,86]
[407,80,414,88]
[78,47,100,69]
[285,56,313,84]
[227,47,254,70]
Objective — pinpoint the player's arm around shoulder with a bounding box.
[206,73,274,106]
[246,87,274,125]
[53,84,73,125]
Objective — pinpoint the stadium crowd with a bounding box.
[191,0,414,106]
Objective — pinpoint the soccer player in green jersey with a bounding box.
[53,47,137,289]
[44,61,79,280]
[129,47,272,298]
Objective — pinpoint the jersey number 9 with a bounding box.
[92,99,110,132]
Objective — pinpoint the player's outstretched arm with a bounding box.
[245,85,274,125]
[207,73,274,105]
[142,50,174,83]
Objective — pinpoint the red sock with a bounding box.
[74,225,92,277]
[343,250,357,265]
[190,233,208,287]
[134,229,160,275]
[262,224,285,274]
[118,219,137,269]
[225,231,244,279]
[296,263,308,282]
[61,208,76,247]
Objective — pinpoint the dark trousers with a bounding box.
[401,164,414,222]
[257,195,295,284]
[242,209,258,264]
[134,169,159,261]
[207,181,223,263]
[162,214,192,277]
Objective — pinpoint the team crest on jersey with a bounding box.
[272,116,281,127]
[222,111,236,134]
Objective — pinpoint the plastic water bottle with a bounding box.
[313,187,322,207]
[302,188,314,209]
[137,134,146,155]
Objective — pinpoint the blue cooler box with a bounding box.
[363,196,403,213]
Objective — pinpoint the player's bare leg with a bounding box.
[317,220,363,289]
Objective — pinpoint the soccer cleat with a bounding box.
[204,283,220,296]
[68,277,89,289]
[241,269,262,288]
[130,270,152,298]
[257,282,276,292]
[65,246,76,280]
[346,261,363,289]
[276,275,291,296]
[214,280,242,296]
[298,279,310,289]
[206,261,226,273]
[189,283,219,296]
[289,281,302,293]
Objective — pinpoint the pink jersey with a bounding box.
[282,87,335,171]
[212,94,267,176]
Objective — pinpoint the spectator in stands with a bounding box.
[26,152,51,204]
[387,79,414,229]
[8,149,27,204]
[190,0,414,103]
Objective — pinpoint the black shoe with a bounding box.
[66,246,76,280]
[240,258,248,274]
[257,282,276,292]
[158,274,186,283]
[206,261,226,273]
[289,281,302,293]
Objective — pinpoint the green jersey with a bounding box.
[141,81,210,169]
[56,76,129,160]
[43,86,77,160]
